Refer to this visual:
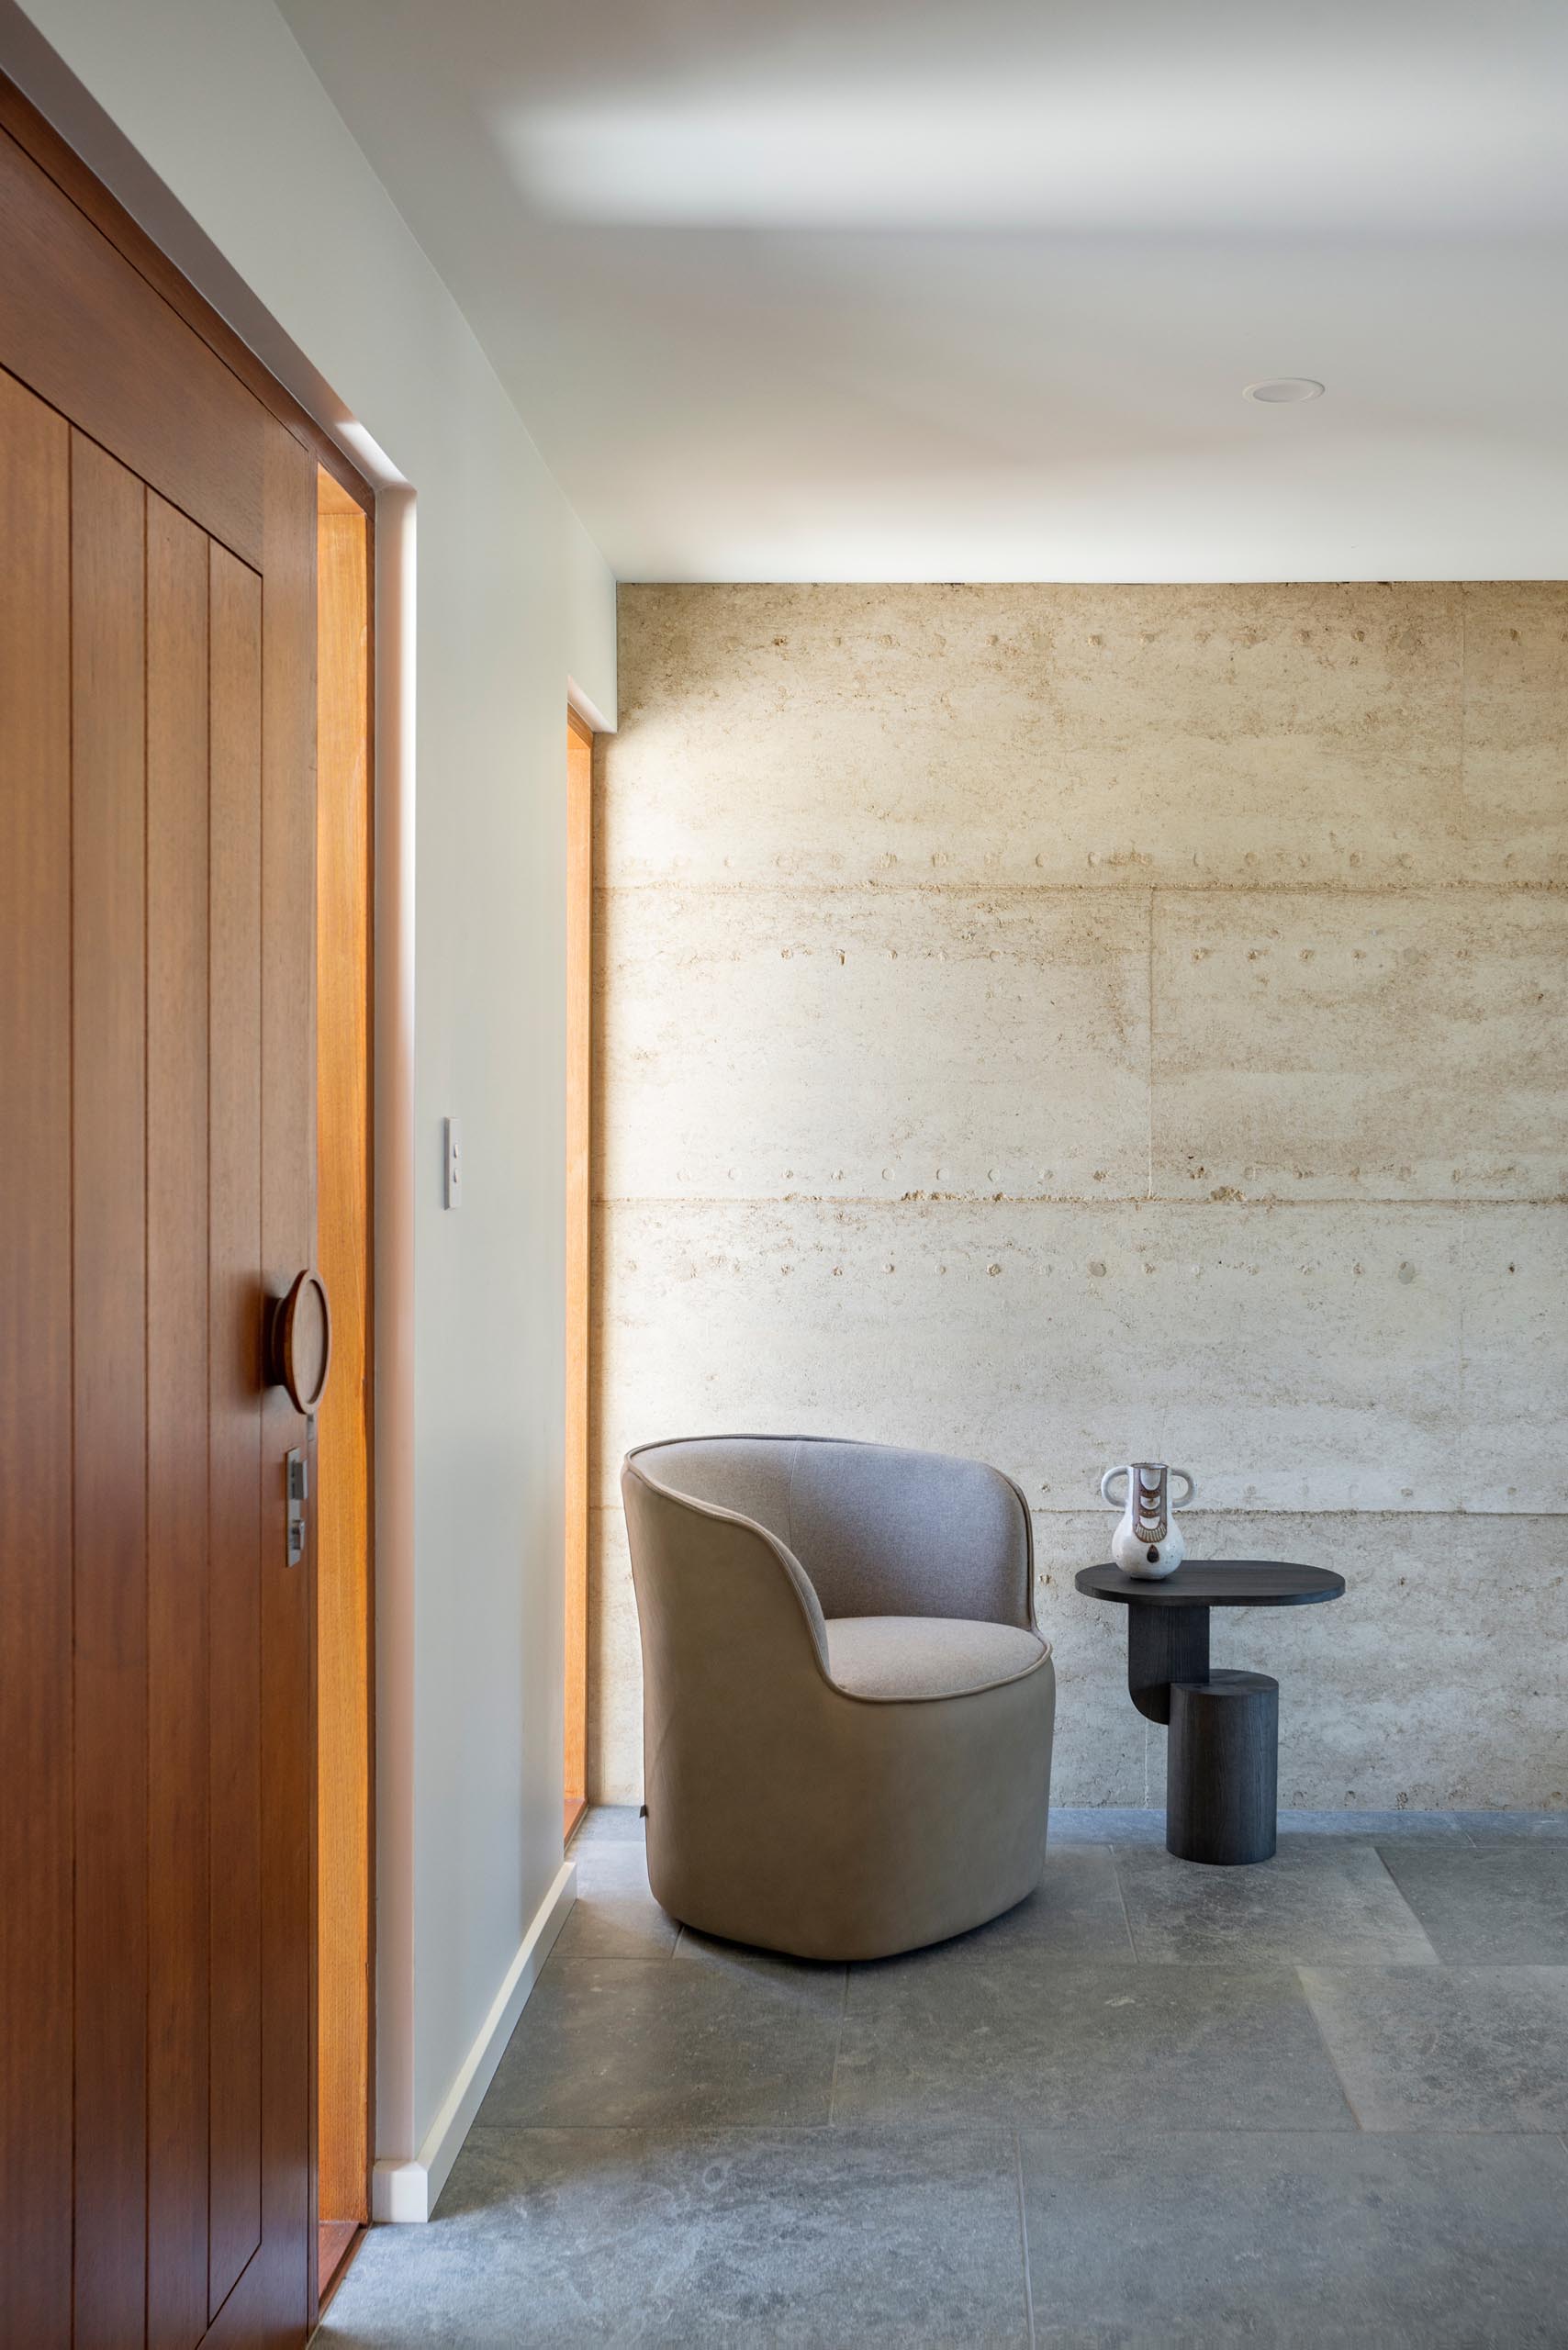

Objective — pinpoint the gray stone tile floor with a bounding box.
[319,1808,1568,2348]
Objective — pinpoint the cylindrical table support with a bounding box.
[1167,1670,1279,1864]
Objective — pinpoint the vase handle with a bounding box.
[1170,1467,1195,1507]
[1100,1465,1129,1508]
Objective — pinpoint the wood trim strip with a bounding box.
[564,711,592,1820]
[0,67,375,515]
[315,488,375,2237]
[256,414,320,2334]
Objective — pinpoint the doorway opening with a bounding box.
[565,706,594,1842]
[316,466,375,2305]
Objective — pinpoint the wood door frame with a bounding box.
[0,65,379,2331]
[314,468,376,2317]
[565,706,594,1843]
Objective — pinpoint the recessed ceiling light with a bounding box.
[1243,377,1326,404]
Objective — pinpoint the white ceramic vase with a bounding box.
[1101,1461,1194,1580]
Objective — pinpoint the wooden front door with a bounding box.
[1,99,319,2350]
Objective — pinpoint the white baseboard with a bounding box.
[372,1857,577,2223]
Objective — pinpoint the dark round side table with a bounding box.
[1073,1560,1346,1865]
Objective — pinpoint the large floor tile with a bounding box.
[1114,1839,1438,1966]
[834,1959,1353,2131]
[554,1843,679,1960]
[320,2124,1029,2348]
[1376,1840,1568,1962]
[480,1953,843,2131]
[1047,1807,1168,1847]
[1300,1964,1568,2132]
[1114,1832,1439,1964]
[1019,2128,1568,2348]
[929,1846,1134,1963]
[570,1836,654,1887]
[569,1803,645,1844]
[672,1927,849,1992]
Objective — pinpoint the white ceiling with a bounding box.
[279,0,1568,581]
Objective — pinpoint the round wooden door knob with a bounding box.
[267,1269,331,1415]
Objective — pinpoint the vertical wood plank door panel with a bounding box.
[146,491,212,2350]
[0,365,74,2350]
[207,541,265,2321]
[1,90,333,2348]
[71,432,150,2350]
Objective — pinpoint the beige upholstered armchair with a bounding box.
[621,1435,1056,1961]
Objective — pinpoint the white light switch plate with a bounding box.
[444,1115,462,1209]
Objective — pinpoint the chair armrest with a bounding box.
[622,1453,831,1674]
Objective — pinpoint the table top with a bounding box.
[1074,1560,1346,1608]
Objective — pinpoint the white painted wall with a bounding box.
[1,0,616,2176]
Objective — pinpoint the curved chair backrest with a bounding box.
[626,1434,1033,1628]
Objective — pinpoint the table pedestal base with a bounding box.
[1167,1670,1279,1865]
[1126,1601,1209,1723]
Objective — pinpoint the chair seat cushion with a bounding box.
[823,1614,1047,1700]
